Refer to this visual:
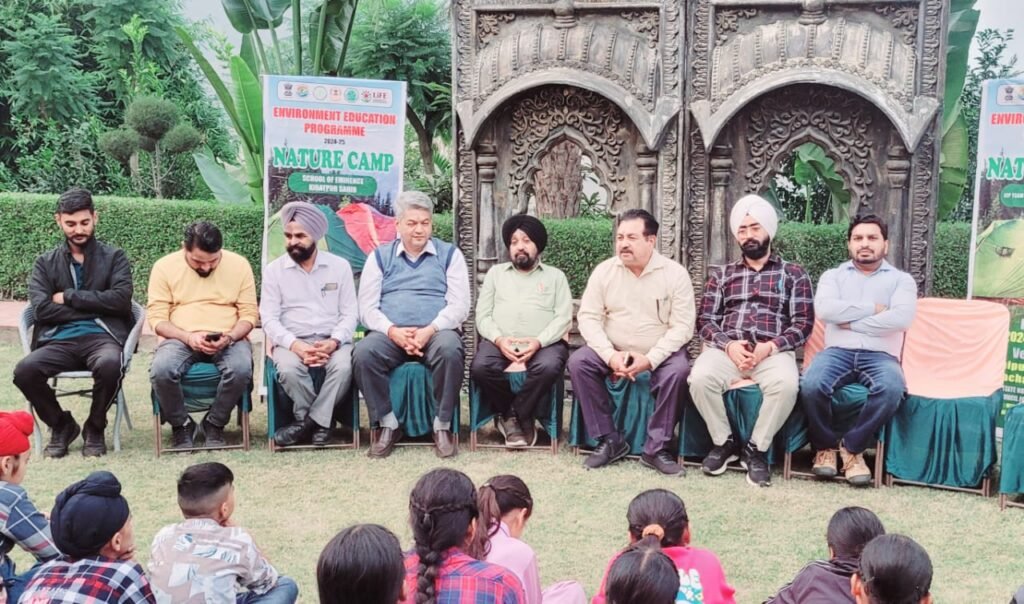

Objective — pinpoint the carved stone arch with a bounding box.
[518,127,617,215]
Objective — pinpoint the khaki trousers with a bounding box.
[688,347,799,452]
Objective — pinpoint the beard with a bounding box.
[512,251,538,270]
[66,233,94,247]
[741,236,771,260]
[853,249,883,266]
[287,242,316,263]
[193,267,213,278]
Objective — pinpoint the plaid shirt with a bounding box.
[0,482,60,571]
[19,556,155,603]
[403,547,524,604]
[698,255,814,352]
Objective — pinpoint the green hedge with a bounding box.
[0,193,264,303]
[0,193,970,302]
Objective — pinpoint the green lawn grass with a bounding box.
[1,340,1021,603]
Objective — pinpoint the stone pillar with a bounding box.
[884,136,911,265]
[636,143,658,216]
[476,142,499,284]
[709,144,734,266]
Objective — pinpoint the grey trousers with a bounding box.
[150,339,253,428]
[353,330,464,427]
[273,344,353,428]
[688,347,799,452]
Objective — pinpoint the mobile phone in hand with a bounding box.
[205,332,222,342]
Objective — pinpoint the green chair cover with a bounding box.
[884,391,1002,488]
[782,384,871,452]
[386,362,460,438]
[264,356,359,437]
[678,384,807,464]
[1000,404,1024,494]
[568,371,654,455]
[151,362,252,418]
[469,372,564,443]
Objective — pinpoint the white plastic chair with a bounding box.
[18,301,145,452]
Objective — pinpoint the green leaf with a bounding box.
[309,0,360,75]
[943,0,981,127]
[938,112,970,220]
[229,55,263,158]
[240,33,260,78]
[220,0,291,33]
[193,151,251,204]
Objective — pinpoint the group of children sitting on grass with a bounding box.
[0,409,949,603]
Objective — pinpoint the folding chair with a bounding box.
[366,362,461,449]
[999,404,1024,510]
[264,345,360,452]
[569,371,663,457]
[151,361,252,457]
[885,298,1010,496]
[782,320,885,488]
[18,302,145,452]
[469,372,564,454]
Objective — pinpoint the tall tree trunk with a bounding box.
[406,105,434,176]
[533,140,582,218]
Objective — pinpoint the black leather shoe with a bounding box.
[44,413,81,459]
[369,427,402,458]
[583,435,630,469]
[274,417,315,447]
[311,426,332,447]
[202,418,227,448]
[433,429,457,458]
[82,428,107,458]
[171,418,196,449]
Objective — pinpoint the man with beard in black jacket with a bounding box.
[12,188,134,458]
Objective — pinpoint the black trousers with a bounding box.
[13,335,123,436]
[470,340,568,422]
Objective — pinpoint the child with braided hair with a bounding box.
[403,468,525,604]
[466,475,586,604]
[591,489,734,604]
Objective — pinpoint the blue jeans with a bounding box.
[800,348,905,454]
[2,557,42,604]
[237,576,298,604]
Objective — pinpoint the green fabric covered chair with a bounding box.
[782,384,885,488]
[151,362,252,456]
[569,371,660,456]
[678,382,803,466]
[369,362,460,444]
[999,404,1024,510]
[883,298,1009,496]
[264,356,360,452]
[885,392,1002,492]
[469,373,564,454]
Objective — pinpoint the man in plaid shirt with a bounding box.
[19,471,155,603]
[689,195,813,487]
[1,411,61,603]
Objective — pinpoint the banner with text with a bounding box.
[967,78,1024,425]
[263,75,406,269]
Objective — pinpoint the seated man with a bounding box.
[568,209,696,475]
[148,221,258,449]
[800,215,916,486]
[354,191,470,459]
[471,215,572,447]
[20,470,155,603]
[0,412,60,602]
[13,188,134,457]
[689,195,813,487]
[148,462,298,603]
[260,202,357,447]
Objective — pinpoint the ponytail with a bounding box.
[626,489,688,547]
[409,469,479,604]
[466,475,534,560]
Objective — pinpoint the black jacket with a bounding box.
[763,557,858,604]
[28,238,134,349]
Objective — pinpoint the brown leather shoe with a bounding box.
[369,427,402,458]
[433,429,457,458]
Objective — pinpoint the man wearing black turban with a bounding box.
[19,471,156,602]
[471,214,572,448]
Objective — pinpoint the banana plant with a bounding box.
[175,0,359,203]
[938,0,980,220]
